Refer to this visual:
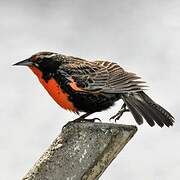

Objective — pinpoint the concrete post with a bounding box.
[22,122,137,180]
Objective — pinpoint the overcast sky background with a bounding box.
[1,0,180,179]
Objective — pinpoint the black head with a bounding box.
[14,52,61,81]
[14,51,59,68]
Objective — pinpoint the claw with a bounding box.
[73,116,101,123]
[84,117,101,123]
[109,111,122,122]
[110,103,130,122]
[94,118,101,122]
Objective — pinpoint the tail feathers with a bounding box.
[123,97,144,125]
[122,92,174,127]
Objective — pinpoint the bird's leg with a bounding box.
[73,112,101,123]
[73,112,92,122]
[110,103,130,122]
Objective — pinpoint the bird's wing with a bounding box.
[57,59,109,92]
[94,60,147,93]
[58,58,146,93]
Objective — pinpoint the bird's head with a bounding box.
[13,51,60,70]
[13,52,61,81]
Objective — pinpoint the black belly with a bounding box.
[68,91,121,113]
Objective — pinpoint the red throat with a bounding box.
[29,67,77,112]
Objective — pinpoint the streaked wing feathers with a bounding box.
[58,57,147,93]
[94,60,147,93]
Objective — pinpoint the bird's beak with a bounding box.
[13,59,33,66]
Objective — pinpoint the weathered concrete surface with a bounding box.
[22,122,137,180]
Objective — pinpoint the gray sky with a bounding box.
[1,0,180,179]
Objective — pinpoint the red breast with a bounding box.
[30,66,77,112]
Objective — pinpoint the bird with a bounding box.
[13,52,174,127]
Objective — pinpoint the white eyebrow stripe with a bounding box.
[39,54,57,59]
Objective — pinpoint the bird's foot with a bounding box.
[63,115,101,129]
[109,111,124,122]
[73,117,101,123]
[64,112,102,130]
[73,112,101,123]
[109,103,129,122]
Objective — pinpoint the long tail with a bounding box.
[122,91,174,127]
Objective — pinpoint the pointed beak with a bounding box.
[13,59,33,66]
